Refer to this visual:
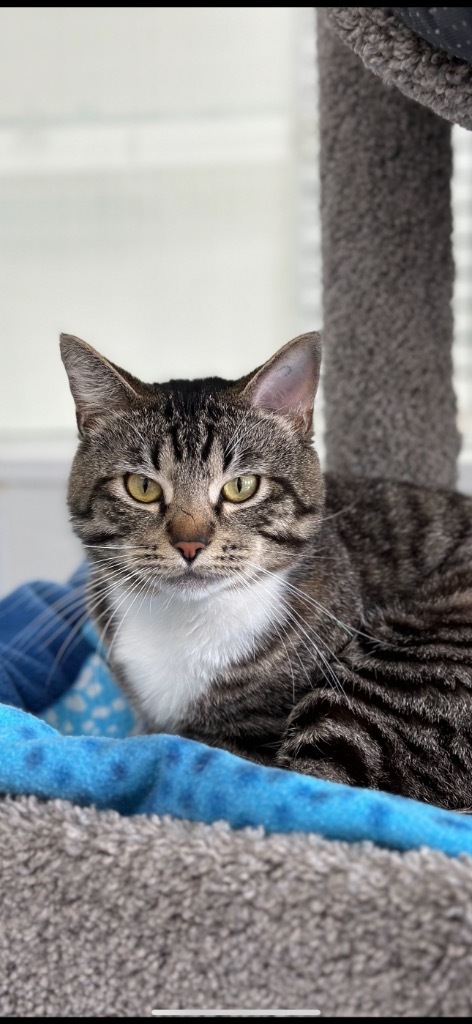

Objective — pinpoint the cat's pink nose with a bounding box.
[174,539,206,562]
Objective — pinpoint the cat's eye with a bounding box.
[125,474,163,503]
[221,474,259,503]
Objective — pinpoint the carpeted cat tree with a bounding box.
[3,8,472,1017]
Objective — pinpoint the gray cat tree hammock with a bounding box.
[3,8,472,1016]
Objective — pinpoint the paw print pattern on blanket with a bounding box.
[39,651,140,738]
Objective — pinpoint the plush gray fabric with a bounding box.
[317,7,460,488]
[1,794,472,1018]
[327,7,472,131]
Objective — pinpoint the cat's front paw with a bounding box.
[276,749,355,785]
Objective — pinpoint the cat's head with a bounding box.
[61,332,324,599]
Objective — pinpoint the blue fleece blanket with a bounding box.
[2,573,472,859]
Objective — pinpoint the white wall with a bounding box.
[0,6,299,435]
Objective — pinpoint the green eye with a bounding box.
[221,475,259,503]
[125,474,162,503]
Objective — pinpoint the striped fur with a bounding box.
[62,333,472,810]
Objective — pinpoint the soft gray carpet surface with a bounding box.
[317,7,459,488]
[1,794,472,1017]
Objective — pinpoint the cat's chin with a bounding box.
[156,574,231,602]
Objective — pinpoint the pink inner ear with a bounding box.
[249,336,320,432]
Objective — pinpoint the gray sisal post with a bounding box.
[317,8,460,488]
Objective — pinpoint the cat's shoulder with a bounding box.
[322,471,472,587]
[324,471,472,517]
[323,473,472,560]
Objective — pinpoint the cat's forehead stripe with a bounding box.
[163,396,173,421]
[152,441,160,472]
[157,384,225,467]
[222,447,233,473]
[170,423,183,462]
[201,423,214,463]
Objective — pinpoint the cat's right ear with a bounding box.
[242,331,322,436]
[60,334,140,436]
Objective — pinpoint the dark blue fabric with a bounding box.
[0,569,93,712]
[392,8,472,65]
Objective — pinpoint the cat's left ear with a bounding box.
[242,332,321,436]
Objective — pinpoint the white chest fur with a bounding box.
[108,573,287,731]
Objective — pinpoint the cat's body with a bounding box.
[61,331,472,810]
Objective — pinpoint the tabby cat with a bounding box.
[61,330,472,810]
